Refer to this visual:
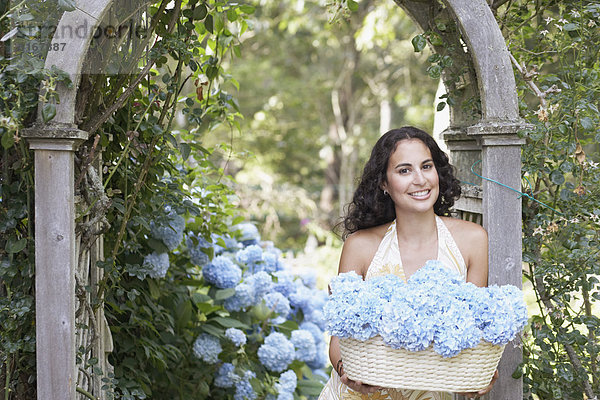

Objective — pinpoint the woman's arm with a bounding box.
[328,229,383,394]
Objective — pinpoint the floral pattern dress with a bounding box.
[318,216,467,400]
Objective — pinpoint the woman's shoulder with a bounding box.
[439,216,487,243]
[339,222,392,276]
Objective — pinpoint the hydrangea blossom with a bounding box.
[236,244,263,265]
[325,262,528,357]
[140,252,170,279]
[214,363,237,388]
[234,222,261,246]
[275,370,297,399]
[225,327,247,347]
[299,321,324,344]
[212,233,240,254]
[272,271,297,297]
[187,235,211,266]
[257,332,295,372]
[290,329,317,362]
[306,341,328,370]
[150,209,185,251]
[263,292,291,323]
[262,250,282,273]
[224,282,255,312]
[234,370,256,400]
[203,255,242,289]
[193,333,222,364]
[245,271,273,301]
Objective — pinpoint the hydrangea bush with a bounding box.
[118,218,329,399]
[325,261,528,358]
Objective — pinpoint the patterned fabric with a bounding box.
[318,216,467,400]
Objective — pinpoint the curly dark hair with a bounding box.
[342,126,461,238]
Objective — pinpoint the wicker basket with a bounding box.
[339,336,504,392]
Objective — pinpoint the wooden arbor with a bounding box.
[22,1,149,399]
[23,0,527,399]
[396,1,528,399]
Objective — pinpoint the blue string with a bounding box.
[465,160,563,215]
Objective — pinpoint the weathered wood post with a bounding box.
[22,123,87,400]
[21,1,115,398]
[467,123,526,400]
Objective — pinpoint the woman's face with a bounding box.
[382,139,440,215]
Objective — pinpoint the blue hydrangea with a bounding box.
[257,332,295,372]
[150,209,185,251]
[236,244,263,265]
[224,282,255,312]
[212,233,241,254]
[325,263,528,357]
[203,255,242,289]
[299,321,324,344]
[245,271,273,301]
[187,235,211,266]
[272,271,297,297]
[291,329,317,362]
[234,370,256,400]
[306,341,328,370]
[262,250,282,273]
[234,222,261,246]
[140,252,170,279]
[275,370,297,397]
[276,393,293,400]
[263,292,291,322]
[214,363,237,388]
[277,370,297,392]
[193,333,222,364]
[225,327,247,347]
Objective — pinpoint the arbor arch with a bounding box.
[23,1,528,399]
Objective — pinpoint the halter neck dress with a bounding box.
[318,216,467,400]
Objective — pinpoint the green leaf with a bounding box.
[550,170,565,185]
[176,300,193,331]
[227,9,238,22]
[563,23,578,31]
[347,0,358,12]
[436,102,446,112]
[41,103,56,123]
[58,0,77,12]
[179,143,191,161]
[580,116,594,131]
[204,15,214,34]
[411,34,427,52]
[211,316,250,329]
[5,238,27,254]
[511,362,524,379]
[193,4,208,20]
[239,5,255,14]
[215,288,235,300]
[147,279,161,299]
[201,324,222,337]
[1,131,14,149]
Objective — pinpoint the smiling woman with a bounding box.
[319,127,492,400]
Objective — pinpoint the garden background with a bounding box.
[0,0,599,399]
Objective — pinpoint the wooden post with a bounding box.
[23,124,87,400]
[468,122,526,400]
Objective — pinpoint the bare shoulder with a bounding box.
[338,223,390,277]
[440,216,487,246]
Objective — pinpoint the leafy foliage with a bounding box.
[498,2,600,398]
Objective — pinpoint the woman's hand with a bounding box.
[339,372,382,394]
[457,370,498,398]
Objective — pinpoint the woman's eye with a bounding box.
[399,168,409,174]
[423,164,433,170]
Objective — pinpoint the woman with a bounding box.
[319,127,497,400]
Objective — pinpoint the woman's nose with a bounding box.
[413,169,426,184]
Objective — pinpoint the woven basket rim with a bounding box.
[339,336,504,392]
